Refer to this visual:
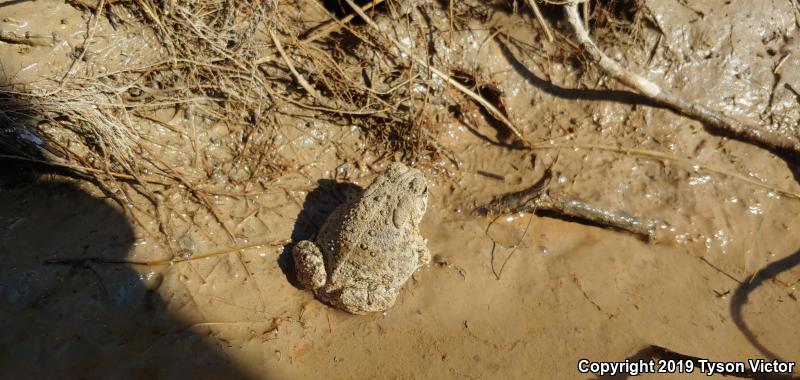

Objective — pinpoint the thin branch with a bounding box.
[0,31,52,46]
[270,30,326,103]
[563,2,800,154]
[270,29,359,114]
[343,0,529,145]
[475,168,670,242]
[526,0,554,42]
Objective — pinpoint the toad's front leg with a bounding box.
[292,240,327,290]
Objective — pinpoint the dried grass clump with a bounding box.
[122,0,448,161]
[0,80,139,176]
[1,0,454,243]
[263,0,451,160]
[2,0,450,177]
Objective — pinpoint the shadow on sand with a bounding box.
[0,94,262,378]
[730,248,800,363]
[278,178,362,290]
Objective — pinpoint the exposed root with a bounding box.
[535,192,669,242]
[475,168,670,242]
[477,138,800,240]
[563,1,800,155]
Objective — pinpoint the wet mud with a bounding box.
[1,0,799,378]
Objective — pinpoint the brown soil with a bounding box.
[1,0,799,379]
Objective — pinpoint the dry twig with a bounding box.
[475,168,670,242]
[0,31,52,46]
[526,0,554,42]
[270,30,355,113]
[563,1,800,154]
[343,0,529,145]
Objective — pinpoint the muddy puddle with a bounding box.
[1,0,800,378]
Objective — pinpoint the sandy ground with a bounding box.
[1,0,800,379]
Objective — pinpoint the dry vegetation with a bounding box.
[1,0,454,244]
[1,0,798,244]
[2,3,800,375]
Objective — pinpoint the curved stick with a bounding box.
[564,2,800,155]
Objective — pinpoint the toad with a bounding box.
[293,162,430,314]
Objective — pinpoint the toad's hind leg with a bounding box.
[336,286,399,315]
[292,240,327,290]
